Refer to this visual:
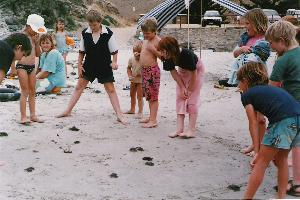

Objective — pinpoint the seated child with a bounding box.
[237,62,300,199]
[36,34,66,94]
[125,41,143,119]
[227,39,270,85]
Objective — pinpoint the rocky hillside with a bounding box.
[0,0,130,34]
[107,0,164,20]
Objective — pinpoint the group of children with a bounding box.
[1,7,300,199]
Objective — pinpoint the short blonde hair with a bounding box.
[243,8,268,35]
[282,15,298,26]
[133,40,142,53]
[141,17,157,32]
[86,9,103,23]
[265,20,298,47]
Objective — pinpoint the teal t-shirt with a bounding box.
[39,49,66,87]
[270,47,300,103]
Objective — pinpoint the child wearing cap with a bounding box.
[57,10,126,124]
[11,14,47,124]
[0,33,32,84]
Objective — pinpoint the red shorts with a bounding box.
[142,65,160,101]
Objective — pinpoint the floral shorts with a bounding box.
[142,65,160,101]
[263,116,300,149]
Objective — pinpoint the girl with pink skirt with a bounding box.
[158,36,205,138]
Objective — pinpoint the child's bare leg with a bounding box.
[139,101,150,123]
[57,78,88,118]
[274,149,290,199]
[169,114,184,138]
[125,82,137,114]
[257,112,266,142]
[292,147,300,191]
[180,113,197,138]
[241,145,254,154]
[136,83,143,118]
[27,71,42,122]
[104,82,127,125]
[142,100,158,128]
[63,53,67,77]
[244,145,279,199]
[17,69,30,123]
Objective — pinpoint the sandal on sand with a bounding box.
[273,180,293,192]
[287,184,300,197]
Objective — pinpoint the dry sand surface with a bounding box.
[0,27,297,199]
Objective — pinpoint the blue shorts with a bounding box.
[263,116,300,149]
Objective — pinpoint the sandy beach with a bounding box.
[0,26,297,199]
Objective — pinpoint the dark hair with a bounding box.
[4,33,32,56]
[39,33,55,51]
[158,36,180,64]
[237,62,269,87]
[55,18,65,32]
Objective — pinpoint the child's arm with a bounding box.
[9,63,17,76]
[32,34,41,57]
[78,52,85,77]
[127,59,133,80]
[147,43,162,58]
[233,46,251,58]
[245,104,260,154]
[111,53,118,70]
[36,71,50,79]
[170,69,188,99]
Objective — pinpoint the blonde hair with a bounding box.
[282,15,298,26]
[237,62,269,88]
[133,40,142,53]
[243,8,268,35]
[86,9,103,23]
[265,20,298,47]
[141,17,157,32]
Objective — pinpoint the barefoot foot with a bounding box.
[117,115,128,125]
[30,116,45,123]
[139,118,150,123]
[168,131,183,138]
[179,130,196,139]
[142,121,157,128]
[135,113,143,119]
[240,145,254,154]
[124,110,135,114]
[56,112,71,118]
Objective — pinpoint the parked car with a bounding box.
[202,10,222,27]
[286,9,300,22]
[263,9,281,23]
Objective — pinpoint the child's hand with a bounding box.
[240,46,252,54]
[147,43,156,53]
[250,153,258,168]
[180,88,189,100]
[111,62,118,70]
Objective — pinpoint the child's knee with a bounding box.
[21,88,30,96]
[29,89,36,96]
[106,87,116,94]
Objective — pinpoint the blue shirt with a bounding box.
[39,49,66,87]
[241,85,300,124]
